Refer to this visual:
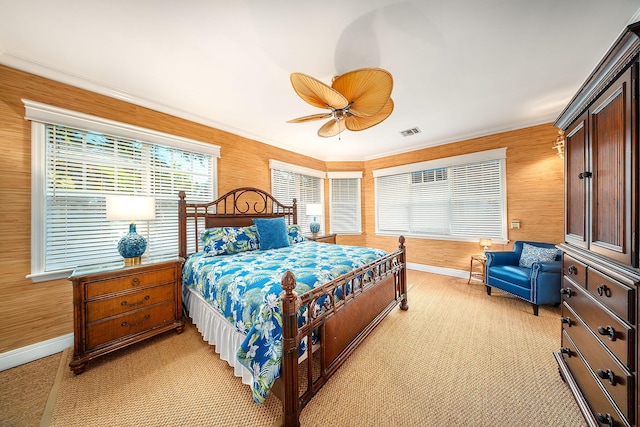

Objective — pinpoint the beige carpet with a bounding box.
[41,271,587,426]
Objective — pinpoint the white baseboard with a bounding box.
[0,333,73,372]
[407,262,469,279]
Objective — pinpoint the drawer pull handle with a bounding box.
[566,265,578,275]
[578,171,592,179]
[597,369,616,386]
[560,347,572,357]
[120,295,150,308]
[597,325,616,341]
[560,288,571,298]
[131,278,140,286]
[121,314,150,328]
[596,413,613,425]
[561,317,571,327]
[597,284,611,298]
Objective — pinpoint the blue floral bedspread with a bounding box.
[182,240,387,403]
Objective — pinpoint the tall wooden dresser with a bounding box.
[554,22,640,426]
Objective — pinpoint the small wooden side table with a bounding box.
[305,233,337,244]
[468,254,486,284]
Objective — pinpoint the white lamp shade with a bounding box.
[479,238,492,247]
[306,203,323,217]
[106,195,156,221]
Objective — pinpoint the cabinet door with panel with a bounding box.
[564,66,638,269]
[589,67,636,266]
[564,111,589,249]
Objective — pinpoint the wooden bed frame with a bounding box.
[178,187,408,426]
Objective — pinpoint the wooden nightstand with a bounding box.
[305,233,337,244]
[68,256,185,374]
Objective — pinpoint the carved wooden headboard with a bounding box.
[178,187,297,258]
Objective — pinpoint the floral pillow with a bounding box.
[201,226,259,256]
[287,224,305,244]
[519,243,559,268]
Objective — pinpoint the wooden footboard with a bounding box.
[279,236,408,427]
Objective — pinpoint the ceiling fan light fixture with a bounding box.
[288,68,393,138]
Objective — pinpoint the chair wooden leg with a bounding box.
[532,304,539,316]
[485,285,491,295]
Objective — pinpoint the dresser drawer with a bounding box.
[563,281,633,368]
[85,266,176,298]
[86,283,175,323]
[587,268,635,324]
[86,302,176,350]
[562,303,633,421]
[563,254,587,288]
[561,330,629,427]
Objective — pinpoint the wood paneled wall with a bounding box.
[0,64,563,354]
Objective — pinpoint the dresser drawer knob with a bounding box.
[597,325,616,341]
[597,284,611,298]
[560,288,571,298]
[120,295,150,308]
[566,265,578,275]
[596,413,614,425]
[597,369,616,386]
[121,314,150,328]
[561,317,571,327]
[560,347,572,357]
[131,277,140,286]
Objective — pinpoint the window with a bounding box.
[328,172,362,234]
[373,148,507,241]
[269,160,325,234]
[25,100,220,282]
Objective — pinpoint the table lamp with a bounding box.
[479,238,492,253]
[305,203,323,236]
[106,195,156,265]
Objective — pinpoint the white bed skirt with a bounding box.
[182,286,254,386]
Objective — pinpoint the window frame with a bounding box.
[25,100,220,282]
[373,148,508,243]
[269,159,325,235]
[328,171,363,235]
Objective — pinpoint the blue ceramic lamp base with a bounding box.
[117,223,147,266]
[309,218,320,236]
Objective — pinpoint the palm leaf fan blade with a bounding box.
[331,68,393,117]
[287,113,332,123]
[290,73,348,110]
[345,98,394,131]
[318,119,346,138]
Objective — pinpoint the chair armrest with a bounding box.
[485,251,519,268]
[531,260,562,274]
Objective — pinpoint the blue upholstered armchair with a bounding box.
[484,241,561,316]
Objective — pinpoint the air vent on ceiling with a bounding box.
[400,127,421,137]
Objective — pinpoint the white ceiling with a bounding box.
[2,0,640,161]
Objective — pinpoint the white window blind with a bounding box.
[374,149,507,241]
[328,172,362,234]
[270,160,325,234]
[26,100,219,281]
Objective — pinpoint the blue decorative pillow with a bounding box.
[253,217,291,250]
[287,224,305,244]
[519,243,559,268]
[201,226,259,256]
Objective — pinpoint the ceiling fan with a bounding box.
[287,68,394,138]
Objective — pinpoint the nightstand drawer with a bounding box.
[86,302,176,350]
[86,283,175,323]
[86,266,176,298]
